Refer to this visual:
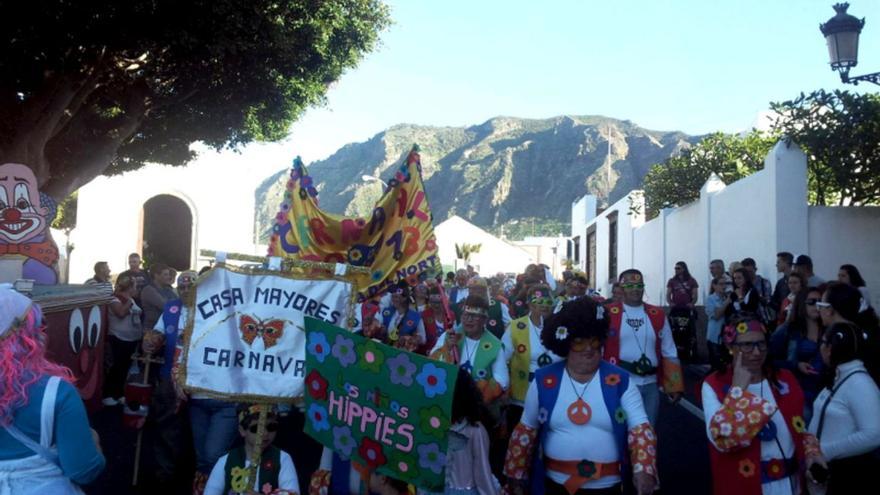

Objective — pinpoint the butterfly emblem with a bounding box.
[239,315,286,349]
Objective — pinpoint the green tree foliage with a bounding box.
[643,90,880,218]
[642,131,776,218]
[51,192,78,232]
[0,1,391,199]
[455,243,482,263]
[770,90,880,206]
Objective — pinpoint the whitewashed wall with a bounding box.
[70,160,268,282]
[434,215,534,275]
[571,140,880,306]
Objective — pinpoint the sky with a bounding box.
[196,0,880,177]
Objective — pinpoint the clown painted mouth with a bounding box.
[0,219,35,234]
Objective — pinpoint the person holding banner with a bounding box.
[381,283,426,352]
[419,285,453,355]
[204,404,299,495]
[430,295,509,405]
[502,284,562,426]
[503,296,658,495]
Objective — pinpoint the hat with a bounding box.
[0,284,34,339]
[794,254,813,267]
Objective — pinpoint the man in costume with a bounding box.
[701,317,805,495]
[452,277,511,339]
[503,296,658,495]
[448,269,471,305]
[430,295,509,405]
[503,284,562,420]
[604,269,683,425]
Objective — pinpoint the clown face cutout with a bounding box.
[43,304,107,412]
[0,163,59,284]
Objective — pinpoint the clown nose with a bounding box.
[2,208,22,222]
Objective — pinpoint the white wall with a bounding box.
[571,140,879,307]
[808,206,880,308]
[70,160,269,282]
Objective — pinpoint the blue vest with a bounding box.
[159,299,183,379]
[381,307,421,338]
[532,360,631,495]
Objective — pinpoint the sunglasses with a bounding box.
[248,422,279,434]
[731,341,768,353]
[621,283,645,290]
[529,297,555,306]
[815,301,832,309]
[805,298,819,306]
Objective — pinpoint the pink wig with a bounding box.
[0,304,73,425]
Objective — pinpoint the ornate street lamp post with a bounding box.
[820,3,880,85]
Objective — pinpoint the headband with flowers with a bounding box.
[721,318,766,345]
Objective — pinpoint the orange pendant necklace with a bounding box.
[566,371,595,425]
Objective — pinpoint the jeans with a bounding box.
[189,398,239,474]
[637,383,659,426]
[103,335,140,399]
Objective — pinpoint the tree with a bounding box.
[642,131,776,218]
[770,90,880,206]
[51,192,77,283]
[0,1,391,199]
[455,242,482,264]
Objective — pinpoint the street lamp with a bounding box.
[360,174,388,187]
[820,3,880,85]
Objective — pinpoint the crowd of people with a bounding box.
[1,250,879,495]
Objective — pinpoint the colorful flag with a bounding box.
[268,146,439,301]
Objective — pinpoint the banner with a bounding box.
[303,318,457,490]
[180,265,354,402]
[268,146,439,302]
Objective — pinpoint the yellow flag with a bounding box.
[268,146,439,301]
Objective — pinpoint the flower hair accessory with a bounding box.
[722,319,766,345]
[555,326,569,340]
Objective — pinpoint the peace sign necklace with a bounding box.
[531,317,553,367]
[460,338,478,373]
[623,308,653,375]
[566,370,595,425]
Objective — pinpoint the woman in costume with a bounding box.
[502,284,562,425]
[0,284,106,494]
[702,317,806,495]
[419,284,453,355]
[503,296,658,495]
[803,322,880,494]
[380,283,426,351]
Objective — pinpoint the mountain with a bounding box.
[255,115,698,242]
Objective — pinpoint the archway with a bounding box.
[141,194,193,271]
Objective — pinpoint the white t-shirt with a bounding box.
[701,380,796,495]
[521,368,648,489]
[618,304,679,386]
[204,449,299,495]
[431,333,509,391]
[108,297,143,342]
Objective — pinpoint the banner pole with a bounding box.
[131,352,154,486]
[245,405,269,490]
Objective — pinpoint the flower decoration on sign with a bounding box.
[307,332,331,363]
[386,353,418,386]
[417,443,447,475]
[332,334,357,368]
[332,425,356,459]
[307,403,330,432]
[604,373,621,387]
[738,459,756,478]
[389,450,420,482]
[358,438,387,469]
[415,363,448,398]
[555,326,569,340]
[419,405,450,440]
[305,369,328,401]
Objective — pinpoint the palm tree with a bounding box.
[454,242,482,264]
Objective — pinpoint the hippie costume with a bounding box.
[503,297,658,495]
[0,284,105,494]
[451,278,511,339]
[701,319,806,495]
[604,300,683,424]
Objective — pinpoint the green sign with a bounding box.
[303,317,457,490]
